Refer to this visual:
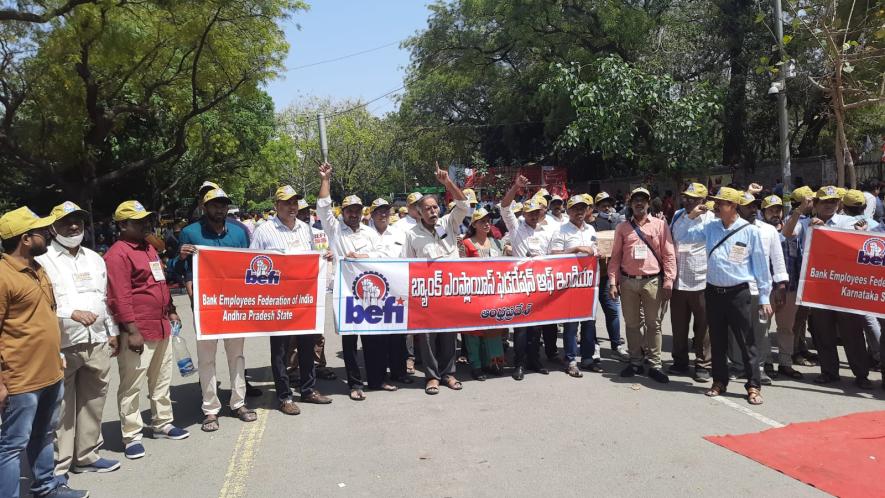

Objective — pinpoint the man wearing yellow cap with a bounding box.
[550,195,600,377]
[401,162,470,394]
[676,187,773,405]
[500,175,553,380]
[783,185,819,366]
[784,186,873,388]
[105,201,188,458]
[0,207,91,498]
[609,187,677,384]
[545,194,569,231]
[317,163,386,400]
[250,185,333,413]
[176,188,258,432]
[668,183,714,382]
[392,192,424,234]
[36,202,121,477]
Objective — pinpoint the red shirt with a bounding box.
[104,240,173,341]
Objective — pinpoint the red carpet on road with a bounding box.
[705,410,885,498]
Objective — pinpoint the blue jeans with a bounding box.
[563,320,598,365]
[598,273,622,346]
[0,380,63,498]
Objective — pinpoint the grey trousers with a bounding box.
[669,289,711,369]
[417,332,456,381]
[809,309,869,380]
[728,294,772,373]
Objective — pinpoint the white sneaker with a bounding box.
[593,343,601,360]
[612,345,630,362]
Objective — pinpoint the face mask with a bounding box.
[55,232,84,248]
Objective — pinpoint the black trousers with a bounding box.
[342,335,363,389]
[513,327,542,367]
[270,334,317,400]
[808,309,869,380]
[362,334,408,388]
[706,285,761,389]
[540,324,559,358]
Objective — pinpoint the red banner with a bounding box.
[333,254,598,335]
[193,247,327,339]
[797,227,885,319]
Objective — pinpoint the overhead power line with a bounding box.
[287,40,401,71]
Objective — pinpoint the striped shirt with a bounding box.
[249,216,314,253]
[670,208,715,292]
[749,220,788,295]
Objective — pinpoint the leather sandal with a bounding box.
[705,381,726,397]
[201,415,220,432]
[234,406,257,422]
[747,387,763,405]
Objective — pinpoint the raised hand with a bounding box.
[748,183,763,195]
[514,175,530,189]
[434,161,449,184]
[319,162,333,179]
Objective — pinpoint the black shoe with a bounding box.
[527,362,549,375]
[693,368,711,383]
[620,365,643,377]
[512,366,525,381]
[855,377,873,389]
[667,364,690,375]
[579,361,604,373]
[648,368,670,383]
[764,363,778,378]
[245,382,262,397]
[471,368,487,381]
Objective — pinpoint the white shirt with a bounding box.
[392,215,417,233]
[36,241,119,348]
[402,200,468,259]
[372,225,405,258]
[544,212,569,231]
[550,221,597,253]
[316,197,382,258]
[749,220,789,295]
[249,215,314,252]
[863,192,877,219]
[670,208,715,292]
[501,205,551,257]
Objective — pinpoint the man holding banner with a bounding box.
[176,188,257,432]
[250,186,332,415]
[500,175,552,381]
[401,163,469,395]
[317,164,389,401]
[785,186,873,388]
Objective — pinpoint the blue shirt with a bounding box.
[673,217,773,304]
[176,219,249,282]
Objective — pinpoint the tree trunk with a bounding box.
[719,0,752,168]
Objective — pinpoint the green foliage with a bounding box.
[546,56,722,173]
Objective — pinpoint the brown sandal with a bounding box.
[705,382,726,397]
[234,406,257,422]
[443,376,463,390]
[406,357,416,374]
[747,387,763,405]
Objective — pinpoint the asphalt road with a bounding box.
[55,294,883,497]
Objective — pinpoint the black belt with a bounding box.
[706,282,749,294]
[620,271,660,280]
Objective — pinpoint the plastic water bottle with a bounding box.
[171,321,196,377]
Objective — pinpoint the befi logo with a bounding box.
[245,255,281,284]
[345,271,404,324]
[857,237,885,266]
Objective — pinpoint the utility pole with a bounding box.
[317,113,329,164]
[774,0,792,191]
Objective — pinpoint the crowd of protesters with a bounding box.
[1,167,883,497]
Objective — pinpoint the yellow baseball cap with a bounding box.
[582,193,595,206]
[567,195,589,209]
[398,206,407,215]
[790,186,814,202]
[761,195,783,209]
[342,195,363,209]
[370,198,390,212]
[470,207,491,224]
[523,198,544,213]
[531,195,549,208]
[463,188,478,205]
[202,188,231,205]
[836,187,847,199]
[362,206,371,217]
[842,189,867,207]
[594,192,612,204]
[113,200,152,222]
[50,201,89,220]
[737,191,757,206]
[297,199,310,211]
[199,181,220,193]
[275,185,301,201]
[536,188,551,199]
[816,185,840,201]
[0,207,56,240]
[550,194,564,204]
[682,183,708,198]
[711,187,742,204]
[511,201,523,213]
[406,192,423,205]
[630,187,651,199]
[705,200,715,210]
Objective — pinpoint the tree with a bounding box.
[780,0,885,186]
[545,56,722,177]
[0,0,304,213]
